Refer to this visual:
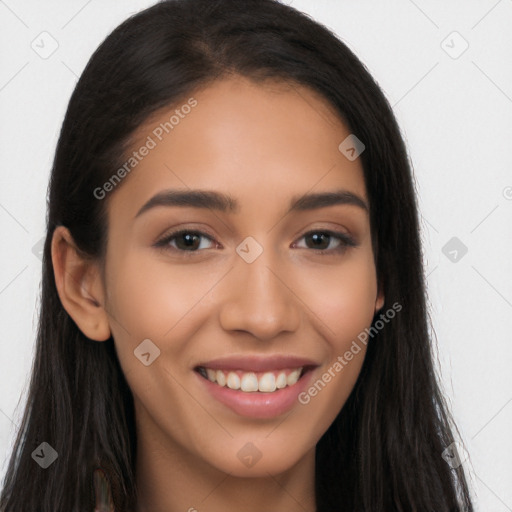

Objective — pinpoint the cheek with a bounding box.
[290,254,377,415]
[104,250,209,427]
[104,249,213,386]
[294,253,378,345]
[106,248,214,337]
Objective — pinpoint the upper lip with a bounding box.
[195,355,319,373]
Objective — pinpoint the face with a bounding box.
[102,75,383,477]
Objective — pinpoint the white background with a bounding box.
[1,1,511,509]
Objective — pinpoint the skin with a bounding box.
[52,75,384,512]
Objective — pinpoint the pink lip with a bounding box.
[195,354,318,372]
[194,365,317,419]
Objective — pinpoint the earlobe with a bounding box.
[375,278,385,313]
[51,226,111,342]
[375,294,385,313]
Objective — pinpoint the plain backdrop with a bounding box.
[1,1,511,510]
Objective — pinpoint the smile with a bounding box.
[196,366,304,393]
[193,355,318,418]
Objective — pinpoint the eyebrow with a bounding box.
[134,188,368,219]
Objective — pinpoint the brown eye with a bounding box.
[304,232,331,250]
[294,230,357,254]
[154,230,216,253]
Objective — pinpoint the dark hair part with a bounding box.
[0,0,474,510]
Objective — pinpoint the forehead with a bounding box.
[106,75,368,222]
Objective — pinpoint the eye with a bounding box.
[153,228,357,256]
[153,229,217,253]
[293,230,357,254]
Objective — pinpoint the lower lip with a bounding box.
[195,369,315,419]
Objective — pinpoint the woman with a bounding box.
[0,0,474,510]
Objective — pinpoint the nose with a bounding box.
[218,245,301,341]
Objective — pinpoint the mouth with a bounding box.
[193,355,319,418]
[194,365,313,393]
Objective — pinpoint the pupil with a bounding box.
[180,233,199,250]
[309,233,328,249]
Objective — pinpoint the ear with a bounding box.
[374,276,385,314]
[51,226,111,341]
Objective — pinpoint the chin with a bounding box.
[203,439,312,478]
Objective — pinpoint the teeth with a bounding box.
[199,367,304,392]
[258,372,276,392]
[226,372,241,390]
[216,370,226,387]
[287,369,301,386]
[276,373,287,389]
[240,372,259,392]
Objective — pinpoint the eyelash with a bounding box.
[153,228,358,256]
